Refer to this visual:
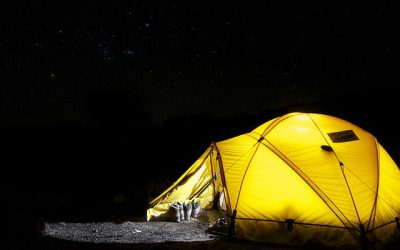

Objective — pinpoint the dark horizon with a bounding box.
[3,74,399,230]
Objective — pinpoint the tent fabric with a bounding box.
[146,112,400,248]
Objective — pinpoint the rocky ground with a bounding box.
[42,219,214,244]
[38,208,400,250]
[5,208,400,250]
[38,219,307,250]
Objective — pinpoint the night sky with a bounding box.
[2,1,397,126]
[2,0,399,233]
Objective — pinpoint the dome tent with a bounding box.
[147,112,400,249]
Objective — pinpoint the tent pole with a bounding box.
[229,209,237,238]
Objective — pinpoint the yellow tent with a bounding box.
[147,112,400,249]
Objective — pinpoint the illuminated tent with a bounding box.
[147,112,400,249]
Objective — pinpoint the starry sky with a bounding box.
[1,1,397,127]
[1,1,399,228]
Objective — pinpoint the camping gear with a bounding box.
[170,202,181,222]
[147,112,400,249]
[192,198,201,218]
[178,202,184,222]
[183,200,193,220]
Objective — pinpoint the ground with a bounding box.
[42,219,213,244]
[40,219,307,250]
[6,208,400,250]
[38,215,400,250]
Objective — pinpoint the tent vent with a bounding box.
[321,145,333,151]
[285,219,295,231]
[396,217,400,229]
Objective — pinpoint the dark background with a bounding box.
[1,0,398,246]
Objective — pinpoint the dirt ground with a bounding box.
[40,219,307,250]
[5,206,399,250]
[39,217,400,250]
[42,219,214,244]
